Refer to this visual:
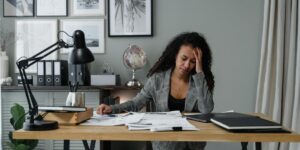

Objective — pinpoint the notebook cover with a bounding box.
[185,113,215,123]
[185,112,254,123]
[210,113,291,133]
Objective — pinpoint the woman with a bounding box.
[97,32,215,150]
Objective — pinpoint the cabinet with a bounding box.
[1,86,139,150]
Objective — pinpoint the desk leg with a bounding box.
[64,140,70,150]
[241,142,248,150]
[83,140,96,150]
[255,142,262,150]
[100,141,111,150]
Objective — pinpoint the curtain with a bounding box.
[255,0,300,150]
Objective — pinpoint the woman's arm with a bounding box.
[192,72,214,114]
[110,76,155,113]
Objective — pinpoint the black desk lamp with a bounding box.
[16,30,94,131]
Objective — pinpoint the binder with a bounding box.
[53,60,68,86]
[37,61,45,86]
[45,60,54,86]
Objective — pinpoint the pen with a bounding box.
[150,126,183,132]
[148,112,167,115]
[106,114,117,117]
[74,82,79,92]
[68,81,73,92]
[122,110,133,117]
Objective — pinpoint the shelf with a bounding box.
[1,85,141,92]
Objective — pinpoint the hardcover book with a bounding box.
[41,107,93,125]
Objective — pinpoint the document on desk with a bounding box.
[81,111,199,132]
[127,111,199,132]
[81,112,144,126]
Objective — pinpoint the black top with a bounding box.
[168,94,186,112]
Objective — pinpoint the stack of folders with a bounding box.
[207,112,290,133]
[37,60,68,86]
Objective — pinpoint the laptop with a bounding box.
[210,112,290,133]
[185,113,215,123]
[186,112,290,133]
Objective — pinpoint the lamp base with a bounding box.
[23,120,59,131]
[125,79,143,88]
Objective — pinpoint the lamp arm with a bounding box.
[27,40,71,68]
[18,67,36,123]
[16,39,71,124]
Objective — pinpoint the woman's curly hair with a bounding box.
[147,32,215,92]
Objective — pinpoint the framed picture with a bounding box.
[108,0,153,37]
[15,20,58,73]
[36,0,67,17]
[3,0,34,17]
[71,0,105,16]
[60,19,105,54]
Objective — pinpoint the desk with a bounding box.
[2,85,140,149]
[13,118,300,150]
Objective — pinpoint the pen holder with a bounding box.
[65,92,85,107]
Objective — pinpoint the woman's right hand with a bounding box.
[96,104,112,115]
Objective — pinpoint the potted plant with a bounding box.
[5,103,38,150]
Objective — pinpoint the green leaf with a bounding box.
[8,131,27,146]
[15,144,30,150]
[7,103,38,150]
[10,117,14,126]
[23,140,38,150]
[11,103,26,130]
[5,141,16,150]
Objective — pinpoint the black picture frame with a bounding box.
[36,0,68,17]
[70,0,105,16]
[3,0,34,17]
[108,0,153,37]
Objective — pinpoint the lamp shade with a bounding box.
[69,30,94,64]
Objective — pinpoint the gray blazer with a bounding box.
[111,68,214,113]
[111,69,214,150]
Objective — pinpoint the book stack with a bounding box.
[41,107,93,125]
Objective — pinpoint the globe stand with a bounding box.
[125,69,143,87]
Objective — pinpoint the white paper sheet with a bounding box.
[81,111,144,126]
[81,111,199,132]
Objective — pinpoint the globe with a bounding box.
[122,45,147,87]
[123,45,147,70]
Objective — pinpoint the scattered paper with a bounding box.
[81,111,199,132]
[81,111,144,126]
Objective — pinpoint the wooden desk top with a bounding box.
[13,120,300,142]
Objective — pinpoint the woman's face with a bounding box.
[175,45,197,76]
